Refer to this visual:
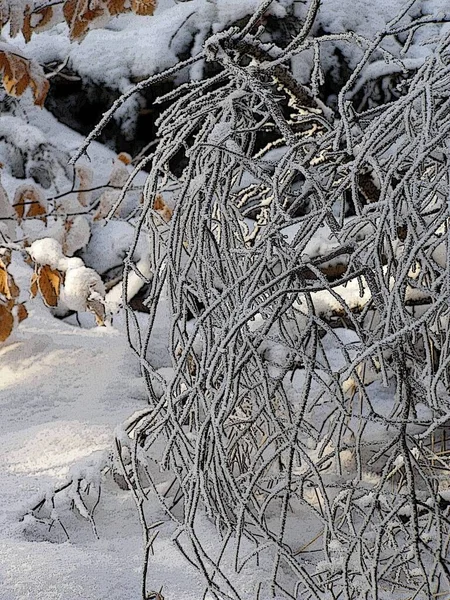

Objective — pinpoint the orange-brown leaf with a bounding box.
[27,198,47,221]
[75,164,93,207]
[14,185,46,222]
[37,264,62,307]
[117,151,131,165]
[87,297,106,326]
[154,194,172,223]
[28,63,50,107]
[0,263,19,299]
[106,0,126,15]
[16,302,28,323]
[30,5,54,34]
[8,272,19,298]
[131,0,156,15]
[0,265,8,298]
[22,9,32,42]
[0,49,49,106]
[0,303,14,342]
[63,0,105,40]
[30,271,38,298]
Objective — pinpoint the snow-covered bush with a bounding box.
[85,1,450,599]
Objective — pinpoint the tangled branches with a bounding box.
[110,1,450,598]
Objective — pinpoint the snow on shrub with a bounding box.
[29,237,107,324]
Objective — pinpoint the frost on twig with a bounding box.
[20,451,109,543]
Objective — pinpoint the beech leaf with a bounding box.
[0,46,49,106]
[37,265,62,307]
[16,302,28,323]
[86,297,106,326]
[131,0,156,16]
[30,272,38,298]
[0,302,14,342]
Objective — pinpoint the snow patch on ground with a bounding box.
[0,288,205,599]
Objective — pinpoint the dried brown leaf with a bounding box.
[86,297,106,326]
[0,49,49,106]
[0,265,8,298]
[37,264,62,307]
[0,262,19,299]
[154,194,172,223]
[22,7,32,42]
[16,302,28,322]
[14,184,47,223]
[131,0,156,16]
[106,0,126,15]
[30,5,54,34]
[0,302,13,342]
[30,271,38,298]
[63,0,105,40]
[75,164,93,207]
[117,151,131,165]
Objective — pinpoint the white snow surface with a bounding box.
[0,259,206,600]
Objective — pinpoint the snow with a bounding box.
[60,262,105,312]
[28,237,64,269]
[0,260,206,599]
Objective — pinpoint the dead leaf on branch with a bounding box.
[86,297,106,326]
[63,0,156,39]
[0,0,156,49]
[154,194,172,223]
[36,264,62,307]
[0,47,49,106]
[0,302,14,341]
[16,302,28,322]
[0,257,20,300]
[0,0,32,37]
[14,184,47,223]
[30,271,38,298]
[130,0,156,16]
[63,0,107,40]
[22,5,54,41]
[106,0,125,16]
[75,164,93,207]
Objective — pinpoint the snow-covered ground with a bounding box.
[0,279,207,599]
[0,101,204,599]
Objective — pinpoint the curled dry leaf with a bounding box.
[117,152,132,165]
[131,0,156,15]
[16,302,28,323]
[75,164,93,207]
[0,46,49,106]
[30,271,38,298]
[106,0,125,15]
[63,0,105,40]
[0,0,156,50]
[63,0,155,40]
[0,0,32,37]
[0,257,20,299]
[86,297,106,326]
[22,5,54,41]
[0,302,14,342]
[14,184,47,222]
[154,194,172,223]
[37,264,62,307]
